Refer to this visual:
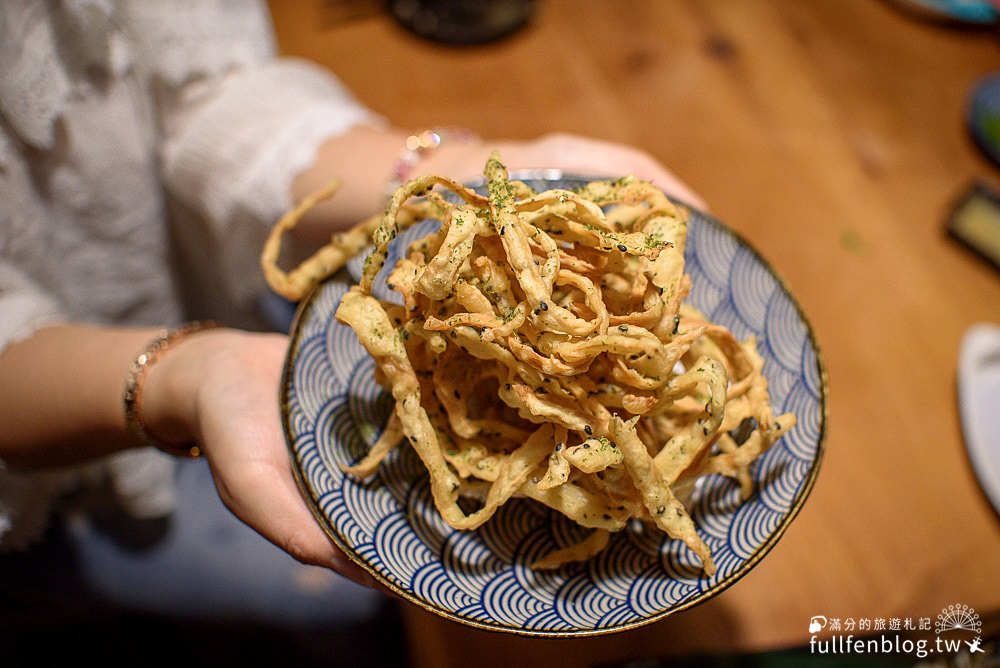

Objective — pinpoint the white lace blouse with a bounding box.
[0,0,379,549]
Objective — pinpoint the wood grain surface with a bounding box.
[268,0,1000,663]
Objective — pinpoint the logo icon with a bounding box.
[809,615,828,634]
[935,604,982,635]
[966,637,985,654]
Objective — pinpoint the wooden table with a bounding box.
[268,1,1000,664]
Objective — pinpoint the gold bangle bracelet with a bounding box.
[122,321,222,458]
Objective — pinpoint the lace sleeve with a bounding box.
[0,137,178,550]
[0,194,71,549]
[161,58,380,230]
[138,1,381,320]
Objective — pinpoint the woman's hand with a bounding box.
[423,132,707,209]
[143,328,375,587]
[291,126,705,239]
[0,322,373,585]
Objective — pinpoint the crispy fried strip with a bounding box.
[433,353,532,442]
[653,356,728,483]
[416,206,487,300]
[501,381,596,435]
[611,415,716,576]
[336,288,465,522]
[341,411,404,478]
[486,154,594,336]
[531,529,611,570]
[538,442,571,490]
[455,423,556,530]
[444,439,502,480]
[703,412,796,498]
[361,175,487,294]
[520,476,629,531]
[261,180,365,301]
[563,437,624,473]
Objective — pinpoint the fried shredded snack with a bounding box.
[263,152,795,576]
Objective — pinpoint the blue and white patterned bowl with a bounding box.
[281,172,827,636]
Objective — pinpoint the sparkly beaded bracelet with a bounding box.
[384,127,479,201]
[123,321,222,458]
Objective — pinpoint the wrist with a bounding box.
[290,124,412,238]
[289,124,484,239]
[385,127,481,197]
[130,323,227,456]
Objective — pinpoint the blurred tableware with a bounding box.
[386,0,536,44]
[958,323,1000,516]
[887,0,999,24]
[968,73,1000,168]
